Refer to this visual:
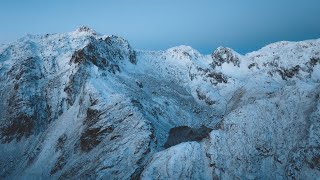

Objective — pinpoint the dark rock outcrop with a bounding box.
[211,47,240,67]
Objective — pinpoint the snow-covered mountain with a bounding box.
[0,26,319,179]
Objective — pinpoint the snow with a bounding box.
[141,142,212,180]
[0,28,319,179]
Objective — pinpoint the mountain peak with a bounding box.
[73,25,98,36]
[211,46,241,67]
[166,45,201,60]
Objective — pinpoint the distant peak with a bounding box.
[76,25,94,32]
[167,45,197,53]
[73,25,98,36]
[211,47,241,67]
[166,45,201,60]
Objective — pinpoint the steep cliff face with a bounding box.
[0,27,319,179]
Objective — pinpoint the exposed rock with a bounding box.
[211,47,240,67]
[80,126,113,152]
[207,71,228,84]
[276,65,300,80]
[248,62,259,69]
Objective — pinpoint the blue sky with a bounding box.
[1,0,320,54]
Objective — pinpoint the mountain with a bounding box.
[0,26,319,179]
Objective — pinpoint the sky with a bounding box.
[0,0,320,54]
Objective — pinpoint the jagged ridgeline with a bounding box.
[0,27,319,179]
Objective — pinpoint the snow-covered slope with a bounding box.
[0,27,319,179]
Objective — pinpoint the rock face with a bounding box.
[0,28,319,179]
